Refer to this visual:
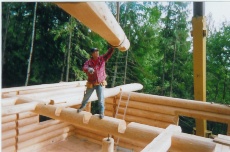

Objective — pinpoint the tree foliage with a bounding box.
[2,2,229,135]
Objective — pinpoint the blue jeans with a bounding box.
[79,85,104,114]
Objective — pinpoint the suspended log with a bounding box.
[18,123,71,143]
[2,129,17,140]
[2,102,38,116]
[141,125,181,152]
[18,119,63,135]
[17,133,71,152]
[18,126,74,150]
[18,115,39,127]
[2,121,16,132]
[2,137,16,148]
[121,92,230,115]
[55,2,130,51]
[2,145,16,152]
[2,114,17,123]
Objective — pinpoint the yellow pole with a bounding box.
[192,2,207,137]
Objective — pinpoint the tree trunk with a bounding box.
[111,2,120,87]
[66,17,73,82]
[170,43,176,97]
[60,47,67,82]
[25,2,37,86]
[2,4,11,68]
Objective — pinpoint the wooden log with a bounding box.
[2,129,17,140]
[74,125,107,137]
[107,97,230,125]
[57,83,143,107]
[213,134,230,146]
[105,97,176,116]
[2,121,16,132]
[2,114,17,123]
[106,103,178,124]
[18,123,72,143]
[17,133,71,152]
[102,137,114,152]
[1,97,18,106]
[55,2,130,51]
[170,131,215,152]
[141,125,181,152]
[121,91,230,115]
[2,81,86,94]
[34,104,92,125]
[18,126,74,150]
[18,111,37,119]
[2,102,38,116]
[2,137,16,148]
[213,143,230,152]
[2,145,16,152]
[18,115,39,127]
[75,134,102,145]
[18,119,63,135]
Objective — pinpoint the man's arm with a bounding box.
[103,47,115,62]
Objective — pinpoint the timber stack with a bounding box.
[1,81,230,152]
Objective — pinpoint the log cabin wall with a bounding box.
[1,104,75,152]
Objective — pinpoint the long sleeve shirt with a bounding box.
[83,47,114,84]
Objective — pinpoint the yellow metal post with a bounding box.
[192,2,207,137]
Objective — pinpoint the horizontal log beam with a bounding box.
[121,92,230,115]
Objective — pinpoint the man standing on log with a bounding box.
[77,46,115,119]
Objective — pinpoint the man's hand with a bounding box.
[88,67,94,74]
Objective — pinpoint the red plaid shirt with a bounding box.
[83,47,114,84]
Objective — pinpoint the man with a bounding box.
[77,46,115,119]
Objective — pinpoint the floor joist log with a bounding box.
[55,2,130,51]
[141,125,181,152]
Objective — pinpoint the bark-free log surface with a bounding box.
[55,2,130,51]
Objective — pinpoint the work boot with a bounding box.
[99,114,104,119]
[77,108,82,113]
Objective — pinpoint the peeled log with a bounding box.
[2,129,17,140]
[18,119,63,135]
[2,121,16,132]
[2,145,16,152]
[2,137,16,148]
[57,83,143,107]
[106,103,178,124]
[2,114,17,123]
[17,126,74,150]
[55,2,130,51]
[121,92,230,115]
[2,102,38,116]
[18,123,70,143]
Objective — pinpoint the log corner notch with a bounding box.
[55,2,130,51]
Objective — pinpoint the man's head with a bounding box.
[90,48,99,59]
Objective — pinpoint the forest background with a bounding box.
[2,2,230,135]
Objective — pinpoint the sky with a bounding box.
[196,2,230,29]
